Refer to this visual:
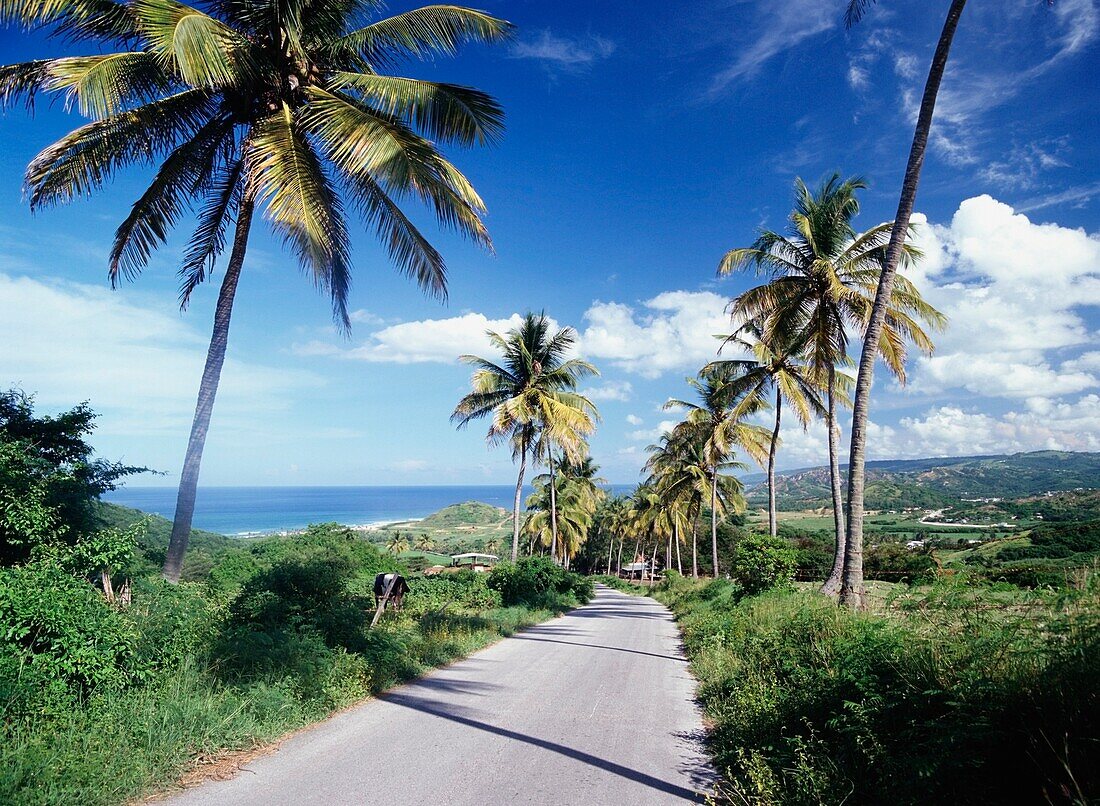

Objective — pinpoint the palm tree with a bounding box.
[710,321,826,538]
[1,0,513,582]
[665,365,770,577]
[720,174,943,596]
[452,313,598,562]
[387,532,410,555]
[523,473,597,568]
[414,532,433,553]
[839,0,1018,608]
[598,496,631,575]
[647,423,744,578]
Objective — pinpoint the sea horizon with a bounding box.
[104,484,635,536]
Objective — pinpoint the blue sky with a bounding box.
[2,0,1099,486]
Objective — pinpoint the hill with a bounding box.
[417,501,510,528]
[752,450,1100,511]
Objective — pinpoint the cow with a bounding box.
[373,572,410,611]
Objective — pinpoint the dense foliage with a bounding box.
[658,578,1099,805]
[0,390,144,566]
[487,556,593,608]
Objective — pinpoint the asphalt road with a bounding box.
[163,586,715,805]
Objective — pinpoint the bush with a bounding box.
[486,557,592,607]
[728,533,797,595]
[0,563,140,717]
[659,580,1100,805]
[406,572,502,613]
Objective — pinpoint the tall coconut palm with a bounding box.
[452,313,598,562]
[532,450,605,563]
[840,0,977,608]
[1,0,513,582]
[711,321,826,538]
[599,495,632,575]
[387,532,410,555]
[665,364,770,577]
[720,174,943,596]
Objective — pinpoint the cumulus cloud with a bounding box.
[582,380,634,402]
[628,420,678,442]
[625,414,644,426]
[580,291,734,378]
[904,196,1100,399]
[292,312,534,364]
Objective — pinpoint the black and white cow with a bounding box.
[373,572,410,611]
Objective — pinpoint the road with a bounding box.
[162,586,714,805]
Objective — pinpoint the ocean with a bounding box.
[104,485,634,536]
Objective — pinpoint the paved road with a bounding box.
[164,586,714,805]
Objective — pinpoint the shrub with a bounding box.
[486,556,593,607]
[728,533,797,595]
[0,563,140,717]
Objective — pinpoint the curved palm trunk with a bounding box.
[547,454,559,561]
[511,448,527,562]
[163,198,255,583]
[616,536,624,576]
[710,467,720,578]
[821,365,847,596]
[841,0,967,610]
[768,388,782,538]
[631,537,641,579]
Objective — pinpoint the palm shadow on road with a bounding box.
[510,634,687,663]
[379,689,709,803]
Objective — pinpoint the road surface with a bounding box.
[163,586,714,805]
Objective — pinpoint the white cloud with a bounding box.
[583,380,633,402]
[509,31,615,67]
[904,196,1100,399]
[0,273,313,437]
[293,312,533,365]
[625,414,643,426]
[628,419,678,442]
[580,291,733,378]
[874,398,1100,458]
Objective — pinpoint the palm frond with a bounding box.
[329,5,513,68]
[332,71,504,146]
[179,156,243,306]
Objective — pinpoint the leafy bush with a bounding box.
[728,533,797,595]
[659,580,1100,805]
[0,563,140,717]
[486,556,590,607]
[406,572,502,613]
[864,541,938,584]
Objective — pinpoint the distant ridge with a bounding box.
[748,450,1100,508]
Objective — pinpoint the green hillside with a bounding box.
[418,501,510,528]
[753,450,1100,510]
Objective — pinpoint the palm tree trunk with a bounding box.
[666,531,672,573]
[163,197,255,582]
[768,388,782,538]
[821,365,847,596]
[548,454,559,562]
[691,515,699,579]
[511,448,527,562]
[711,467,720,578]
[631,538,641,579]
[616,536,624,576]
[841,0,967,611]
[668,521,677,571]
[606,527,614,575]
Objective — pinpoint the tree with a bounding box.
[1,0,513,582]
[720,174,943,596]
[840,0,969,608]
[522,474,596,569]
[0,390,144,566]
[452,313,599,562]
[414,532,433,553]
[711,321,826,538]
[386,532,410,555]
[665,366,770,577]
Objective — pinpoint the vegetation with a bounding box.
[656,576,1099,805]
[0,398,592,805]
[0,0,513,581]
[720,173,944,601]
[452,312,599,562]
